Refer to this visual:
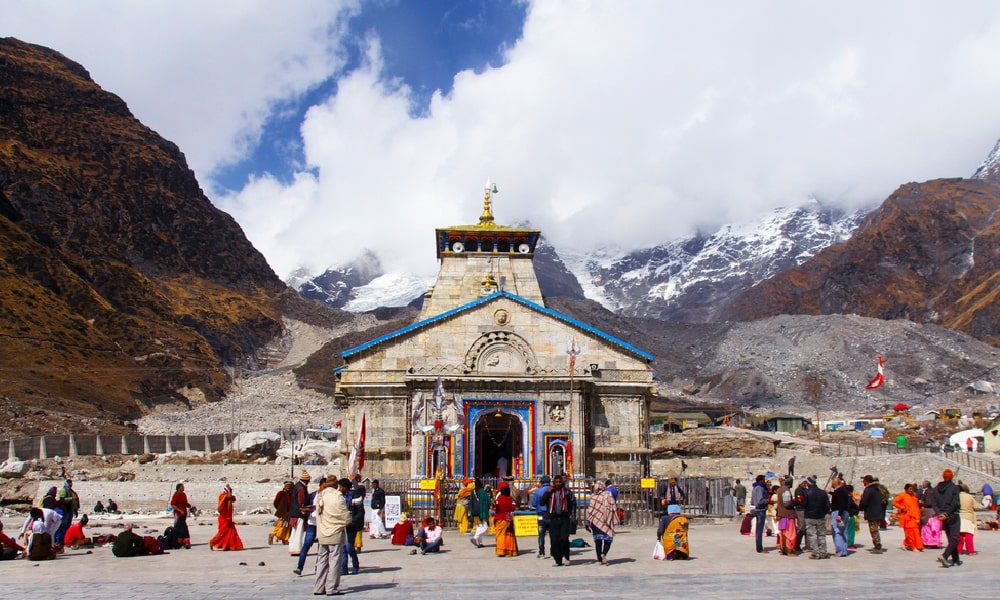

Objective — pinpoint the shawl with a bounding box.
[587,489,618,536]
[548,488,568,514]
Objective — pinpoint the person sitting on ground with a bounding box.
[107,498,119,514]
[64,514,93,549]
[93,500,105,514]
[412,516,443,555]
[24,509,56,561]
[391,513,414,546]
[656,504,690,560]
[19,507,61,548]
[112,524,147,557]
[0,521,25,560]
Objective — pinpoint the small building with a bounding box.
[984,415,1000,453]
[754,413,811,434]
[649,411,711,433]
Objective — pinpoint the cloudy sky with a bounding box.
[4,1,1000,280]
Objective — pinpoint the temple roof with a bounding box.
[341,289,655,362]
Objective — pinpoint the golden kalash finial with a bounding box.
[479,178,498,226]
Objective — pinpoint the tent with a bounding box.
[893,403,910,411]
[949,428,984,451]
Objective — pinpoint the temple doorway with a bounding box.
[475,411,523,477]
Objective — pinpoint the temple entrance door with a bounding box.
[475,412,523,477]
[548,443,566,477]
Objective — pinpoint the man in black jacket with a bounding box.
[801,476,830,559]
[539,475,576,566]
[934,469,961,567]
[858,475,886,554]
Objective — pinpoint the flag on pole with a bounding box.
[566,440,574,476]
[348,412,366,476]
[865,356,885,390]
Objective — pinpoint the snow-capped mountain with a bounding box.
[290,203,867,319]
[558,201,867,321]
[972,137,1000,184]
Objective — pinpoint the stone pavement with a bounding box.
[1,515,997,598]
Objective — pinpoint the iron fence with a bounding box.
[369,474,738,529]
[825,439,1000,477]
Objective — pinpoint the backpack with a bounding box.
[877,484,890,507]
[160,526,178,550]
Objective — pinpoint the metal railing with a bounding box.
[371,474,738,529]
[823,439,1000,477]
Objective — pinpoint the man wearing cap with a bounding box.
[314,478,351,596]
[934,469,961,567]
[530,475,552,558]
[858,475,886,554]
[801,476,830,559]
[288,470,312,556]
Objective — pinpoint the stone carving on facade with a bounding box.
[548,403,567,423]
[462,330,537,374]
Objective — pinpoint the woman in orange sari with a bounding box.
[493,485,518,557]
[892,483,923,552]
[210,484,244,551]
[455,479,474,533]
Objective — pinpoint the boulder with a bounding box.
[0,458,29,478]
[228,431,281,458]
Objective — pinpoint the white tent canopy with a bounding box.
[949,428,985,451]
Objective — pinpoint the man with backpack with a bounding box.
[858,474,887,554]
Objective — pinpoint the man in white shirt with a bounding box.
[414,517,443,554]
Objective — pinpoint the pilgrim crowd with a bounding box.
[2,467,994,595]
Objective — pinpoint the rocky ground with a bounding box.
[134,319,347,435]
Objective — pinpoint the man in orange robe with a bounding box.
[892,483,924,551]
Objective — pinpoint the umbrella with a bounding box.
[893,403,909,411]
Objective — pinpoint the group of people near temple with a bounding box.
[741,467,986,569]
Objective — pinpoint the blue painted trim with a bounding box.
[341,290,654,362]
[332,365,348,375]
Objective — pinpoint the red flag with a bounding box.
[865,356,885,390]
[565,438,573,477]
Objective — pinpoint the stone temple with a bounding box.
[334,183,655,479]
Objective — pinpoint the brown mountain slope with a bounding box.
[723,178,1000,345]
[0,38,329,436]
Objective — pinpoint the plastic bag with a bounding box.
[652,540,666,560]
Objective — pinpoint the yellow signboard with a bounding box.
[513,514,539,537]
[640,478,656,489]
[419,479,437,490]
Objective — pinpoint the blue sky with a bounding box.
[3,1,1000,281]
[212,1,528,192]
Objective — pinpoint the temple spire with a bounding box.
[479,178,498,226]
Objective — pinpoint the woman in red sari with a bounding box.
[493,485,518,557]
[210,484,244,551]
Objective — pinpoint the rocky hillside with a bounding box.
[547,297,1000,415]
[724,178,1000,346]
[0,38,343,437]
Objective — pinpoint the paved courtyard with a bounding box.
[2,515,996,598]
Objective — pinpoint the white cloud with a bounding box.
[0,0,357,178]
[5,1,1000,281]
